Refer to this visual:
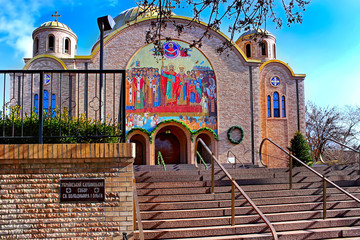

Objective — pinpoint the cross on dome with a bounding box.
[52,11,61,22]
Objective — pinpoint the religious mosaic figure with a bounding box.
[206,78,217,116]
[126,70,135,109]
[134,71,144,109]
[153,69,161,107]
[176,66,187,105]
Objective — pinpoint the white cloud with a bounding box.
[0,0,52,58]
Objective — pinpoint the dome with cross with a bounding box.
[32,12,77,58]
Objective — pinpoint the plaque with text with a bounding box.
[60,179,105,203]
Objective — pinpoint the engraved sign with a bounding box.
[60,179,105,202]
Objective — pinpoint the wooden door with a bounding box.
[155,132,180,164]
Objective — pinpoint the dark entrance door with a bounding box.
[155,132,180,164]
[132,139,145,165]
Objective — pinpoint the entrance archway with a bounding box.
[196,133,213,163]
[129,134,147,165]
[154,125,188,164]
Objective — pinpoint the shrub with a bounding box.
[0,106,122,144]
[288,131,313,167]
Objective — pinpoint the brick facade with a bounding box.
[16,12,306,168]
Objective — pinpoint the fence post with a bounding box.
[121,71,126,142]
[289,152,293,190]
[38,71,44,144]
[323,175,327,219]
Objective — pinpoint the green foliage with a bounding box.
[288,131,313,167]
[126,119,219,143]
[0,106,121,144]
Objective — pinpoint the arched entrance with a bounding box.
[196,134,213,163]
[155,125,187,164]
[129,134,147,165]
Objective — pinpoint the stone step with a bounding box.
[134,217,360,239]
[138,186,360,203]
[140,208,360,229]
[140,201,360,220]
[136,181,359,196]
[139,193,360,211]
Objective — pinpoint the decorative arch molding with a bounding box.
[83,16,261,64]
[24,54,68,70]
[259,60,305,78]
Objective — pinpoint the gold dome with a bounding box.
[108,6,174,34]
[36,21,73,32]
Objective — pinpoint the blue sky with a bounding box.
[0,0,359,108]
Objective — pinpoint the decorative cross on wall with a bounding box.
[52,11,61,22]
[270,76,280,87]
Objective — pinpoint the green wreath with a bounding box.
[227,125,244,144]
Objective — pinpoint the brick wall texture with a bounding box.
[0,143,135,239]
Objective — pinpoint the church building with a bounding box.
[18,7,306,167]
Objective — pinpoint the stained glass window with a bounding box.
[273,92,280,117]
[267,95,271,117]
[282,96,286,117]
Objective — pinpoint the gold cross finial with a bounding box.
[52,11,61,22]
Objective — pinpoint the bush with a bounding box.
[0,106,122,144]
[288,131,313,167]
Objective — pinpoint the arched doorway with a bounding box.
[130,134,147,165]
[154,125,188,165]
[196,134,212,163]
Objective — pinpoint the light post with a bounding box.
[97,15,115,121]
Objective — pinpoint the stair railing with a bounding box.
[227,150,245,168]
[319,138,360,165]
[132,169,144,240]
[195,151,208,170]
[195,138,278,240]
[157,151,166,171]
[259,138,360,219]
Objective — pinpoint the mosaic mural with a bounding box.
[126,40,217,133]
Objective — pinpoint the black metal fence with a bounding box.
[0,70,126,144]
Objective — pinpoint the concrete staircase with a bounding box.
[134,164,360,239]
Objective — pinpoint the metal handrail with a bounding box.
[196,151,208,170]
[227,150,245,168]
[259,138,360,219]
[319,138,360,165]
[132,168,144,240]
[157,151,166,171]
[195,138,278,240]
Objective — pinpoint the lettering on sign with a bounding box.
[60,179,105,202]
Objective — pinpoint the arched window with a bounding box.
[273,44,276,59]
[245,43,251,58]
[267,95,271,117]
[273,92,280,117]
[261,41,267,56]
[52,94,56,116]
[48,35,55,51]
[44,90,49,114]
[34,38,39,54]
[64,38,70,54]
[34,94,39,114]
[282,96,286,117]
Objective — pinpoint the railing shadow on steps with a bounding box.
[132,168,144,240]
[319,138,360,165]
[195,138,278,240]
[259,137,360,219]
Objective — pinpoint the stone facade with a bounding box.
[0,143,135,239]
[14,8,306,168]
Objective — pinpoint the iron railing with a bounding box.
[319,138,360,165]
[227,150,245,168]
[259,138,360,219]
[157,151,166,171]
[195,150,208,170]
[0,70,126,143]
[195,138,278,239]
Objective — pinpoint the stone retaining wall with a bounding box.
[0,143,135,239]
